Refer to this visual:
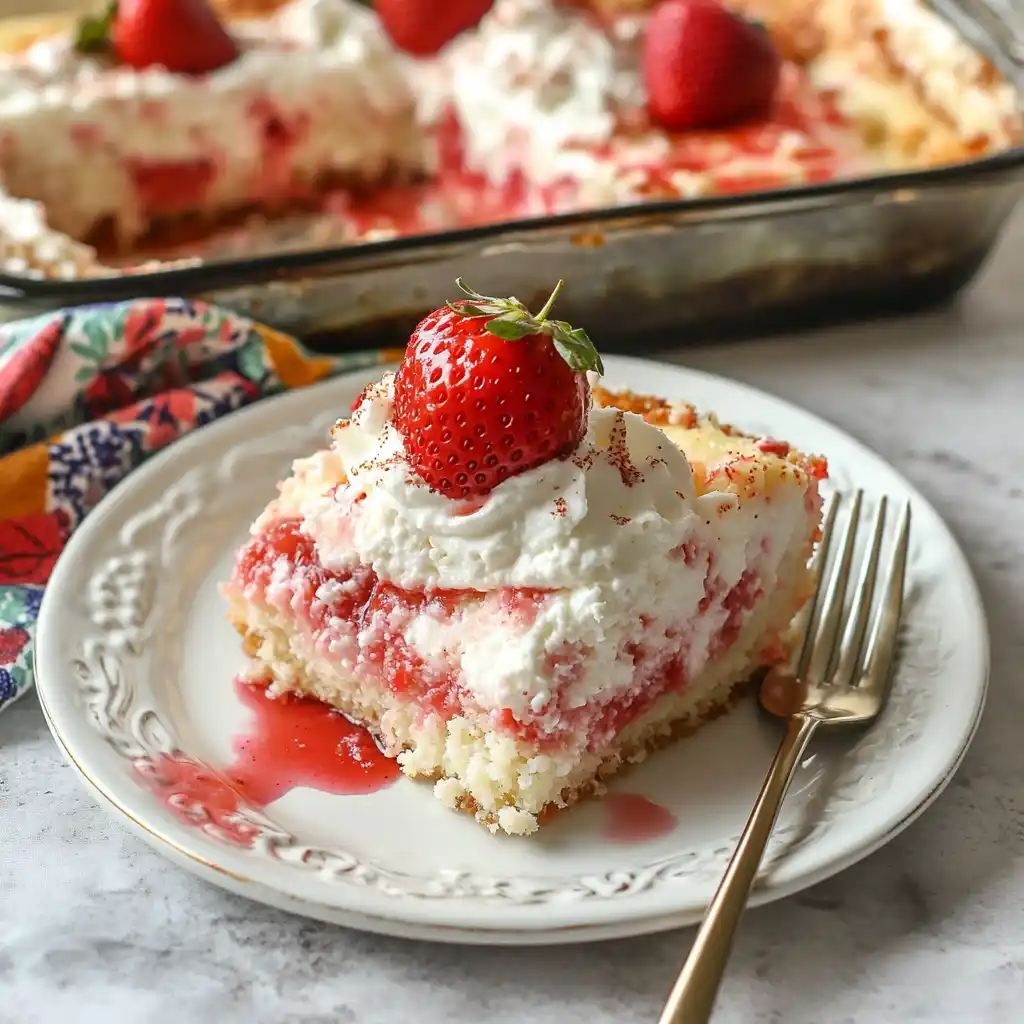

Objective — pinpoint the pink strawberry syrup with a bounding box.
[132,753,263,847]
[130,678,399,848]
[225,676,400,805]
[603,792,678,844]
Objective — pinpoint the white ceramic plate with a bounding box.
[35,355,988,945]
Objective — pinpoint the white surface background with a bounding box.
[2,203,1023,1022]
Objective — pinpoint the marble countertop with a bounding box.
[4,210,1024,1024]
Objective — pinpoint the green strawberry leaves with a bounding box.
[75,1,118,55]
[448,278,604,376]
[483,317,536,341]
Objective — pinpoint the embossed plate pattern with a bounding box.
[34,356,989,945]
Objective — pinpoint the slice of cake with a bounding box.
[223,278,826,835]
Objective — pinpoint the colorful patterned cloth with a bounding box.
[0,297,397,717]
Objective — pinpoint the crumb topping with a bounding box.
[594,383,829,500]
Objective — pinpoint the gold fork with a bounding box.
[658,490,911,1024]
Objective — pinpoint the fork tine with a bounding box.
[831,496,887,690]
[804,489,863,686]
[792,493,841,676]
[858,500,911,697]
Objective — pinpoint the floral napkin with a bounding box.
[0,296,397,717]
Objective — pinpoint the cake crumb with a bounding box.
[497,805,539,836]
[433,776,465,808]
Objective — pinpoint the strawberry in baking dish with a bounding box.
[223,279,827,834]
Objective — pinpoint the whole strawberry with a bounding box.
[643,0,781,131]
[374,0,493,57]
[75,0,239,75]
[392,280,603,500]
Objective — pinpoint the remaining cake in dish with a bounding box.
[223,279,827,834]
[0,0,1017,278]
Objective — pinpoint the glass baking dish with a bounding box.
[0,0,1020,347]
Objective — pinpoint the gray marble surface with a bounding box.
[4,210,1024,1024]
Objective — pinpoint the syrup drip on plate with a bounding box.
[137,679,675,848]
[225,676,400,806]
[603,791,678,844]
[130,679,399,849]
[132,753,262,846]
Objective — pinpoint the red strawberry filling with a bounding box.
[129,159,217,217]
[247,96,313,200]
[232,516,779,752]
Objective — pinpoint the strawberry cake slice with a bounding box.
[223,280,827,835]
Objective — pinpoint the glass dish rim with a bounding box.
[2,144,1022,305]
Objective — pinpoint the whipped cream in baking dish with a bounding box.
[247,373,813,719]
[420,0,647,190]
[0,192,101,279]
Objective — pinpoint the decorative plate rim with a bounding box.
[37,660,987,945]
[34,355,990,944]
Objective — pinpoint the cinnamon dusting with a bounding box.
[606,411,643,488]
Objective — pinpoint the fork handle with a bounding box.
[658,713,821,1024]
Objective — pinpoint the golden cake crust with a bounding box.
[593,385,828,502]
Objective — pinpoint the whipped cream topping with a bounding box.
[316,372,717,591]
[0,192,105,279]
[0,0,407,115]
[421,0,645,190]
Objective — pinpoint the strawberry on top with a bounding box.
[75,0,240,75]
[642,0,781,131]
[389,279,604,501]
[374,0,495,57]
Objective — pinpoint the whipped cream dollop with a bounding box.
[312,373,719,591]
[420,0,645,188]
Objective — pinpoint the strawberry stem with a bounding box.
[446,278,604,376]
[534,280,564,323]
[74,0,117,55]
